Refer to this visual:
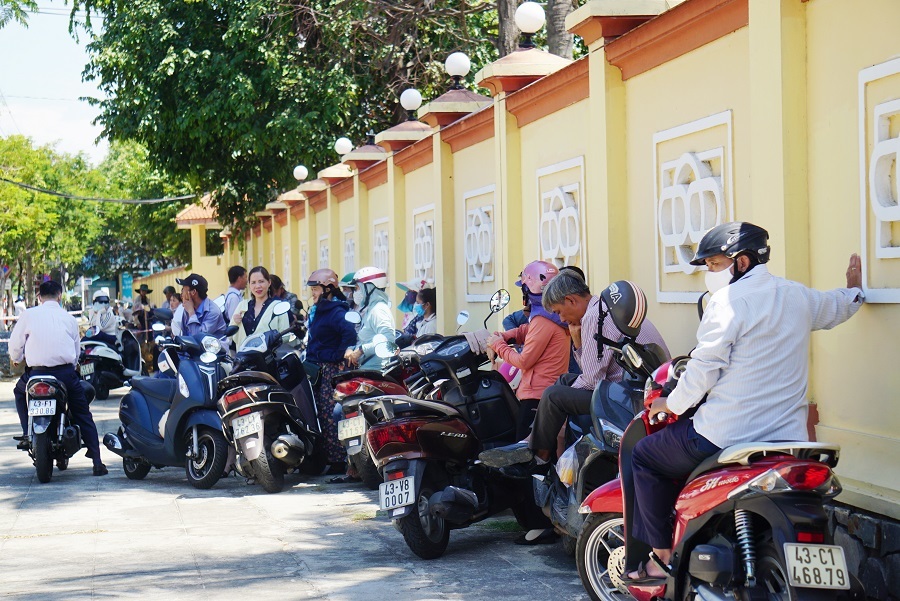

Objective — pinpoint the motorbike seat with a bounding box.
[686,441,841,482]
[130,377,177,404]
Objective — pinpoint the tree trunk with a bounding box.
[546,0,576,59]
[497,0,520,57]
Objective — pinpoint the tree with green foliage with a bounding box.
[0,0,37,29]
[70,0,499,236]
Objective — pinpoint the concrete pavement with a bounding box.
[0,379,588,600]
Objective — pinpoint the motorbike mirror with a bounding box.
[622,343,644,370]
[212,294,227,312]
[490,289,511,312]
[456,310,470,326]
[151,322,166,333]
[272,300,292,316]
[345,311,362,325]
[224,325,239,338]
[375,341,399,359]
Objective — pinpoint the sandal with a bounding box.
[620,553,670,585]
[328,474,361,484]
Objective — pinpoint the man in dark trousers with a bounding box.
[10,280,108,476]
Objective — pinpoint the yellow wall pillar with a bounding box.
[749,0,809,282]
[434,137,457,332]
[388,161,407,285]
[190,225,207,266]
[494,96,522,289]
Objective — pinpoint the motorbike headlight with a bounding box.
[202,336,222,354]
[178,373,190,398]
[599,419,624,451]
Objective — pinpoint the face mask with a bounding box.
[92,302,103,313]
[353,288,365,308]
[705,262,734,297]
[413,303,425,317]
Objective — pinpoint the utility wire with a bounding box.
[0,176,196,205]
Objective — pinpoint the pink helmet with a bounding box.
[517,260,559,294]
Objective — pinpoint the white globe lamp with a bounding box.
[334,137,353,156]
[515,2,545,48]
[444,52,471,90]
[292,165,308,181]
[400,88,423,120]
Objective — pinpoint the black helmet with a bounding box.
[690,222,770,266]
[600,280,647,339]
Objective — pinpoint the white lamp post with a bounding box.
[334,137,353,156]
[400,88,423,121]
[515,1,545,49]
[292,165,308,181]
[444,52,471,90]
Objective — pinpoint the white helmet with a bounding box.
[353,266,388,290]
[92,288,111,303]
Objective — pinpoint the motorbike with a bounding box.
[363,289,551,559]
[335,332,445,490]
[78,309,157,399]
[535,303,669,556]
[21,374,95,483]
[101,330,232,489]
[216,301,324,493]
[575,357,864,601]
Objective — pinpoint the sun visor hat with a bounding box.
[175,273,209,293]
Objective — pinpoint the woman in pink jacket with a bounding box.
[487,261,570,440]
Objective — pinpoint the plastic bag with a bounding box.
[556,436,583,487]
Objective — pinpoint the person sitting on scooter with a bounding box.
[85,288,119,348]
[340,272,358,312]
[396,285,438,347]
[344,266,395,369]
[229,266,290,349]
[9,280,108,476]
[176,273,226,340]
[625,222,864,584]
[479,271,668,474]
[486,261,570,441]
[304,268,358,479]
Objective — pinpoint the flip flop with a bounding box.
[328,475,361,484]
[620,560,667,585]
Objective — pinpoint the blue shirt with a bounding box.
[181,297,227,340]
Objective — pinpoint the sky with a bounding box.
[0,3,108,165]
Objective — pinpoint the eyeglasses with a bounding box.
[95,299,110,305]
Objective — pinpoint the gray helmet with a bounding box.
[600,280,647,339]
[690,222,770,266]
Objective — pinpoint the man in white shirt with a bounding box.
[222,265,247,323]
[9,281,107,476]
[626,222,863,583]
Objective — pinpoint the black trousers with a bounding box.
[631,418,719,549]
[531,374,594,452]
[14,366,102,464]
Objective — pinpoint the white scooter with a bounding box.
[79,319,144,400]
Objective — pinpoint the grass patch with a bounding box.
[351,512,375,522]
[475,519,522,533]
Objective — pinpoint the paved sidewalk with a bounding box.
[0,379,588,600]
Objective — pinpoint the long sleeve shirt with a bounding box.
[223,286,244,321]
[356,296,396,369]
[89,307,119,337]
[666,265,863,448]
[181,297,227,340]
[572,296,669,390]
[8,300,80,367]
[491,316,570,400]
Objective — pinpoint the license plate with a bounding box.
[28,399,56,416]
[231,412,263,439]
[338,415,367,441]
[79,363,94,376]
[379,476,416,510]
[784,543,850,590]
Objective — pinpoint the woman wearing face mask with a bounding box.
[396,286,438,347]
[304,269,358,476]
[344,266,395,369]
[486,261,571,441]
[230,266,290,349]
[85,288,119,347]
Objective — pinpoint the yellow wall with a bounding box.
[180,0,900,517]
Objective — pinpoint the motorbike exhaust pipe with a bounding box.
[271,433,305,463]
[103,432,126,457]
[695,585,734,601]
[62,426,81,456]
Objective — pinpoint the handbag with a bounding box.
[302,360,322,387]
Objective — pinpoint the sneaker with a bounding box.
[478,442,534,468]
[92,464,109,476]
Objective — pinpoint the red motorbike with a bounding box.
[575,357,863,601]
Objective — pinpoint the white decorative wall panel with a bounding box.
[465,206,494,284]
[373,218,390,273]
[540,184,580,269]
[412,205,435,284]
[318,236,329,269]
[868,99,900,259]
[343,228,356,274]
[300,242,308,286]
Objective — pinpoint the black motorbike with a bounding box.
[78,312,152,399]
[21,375,95,483]
[217,302,324,493]
[102,331,231,489]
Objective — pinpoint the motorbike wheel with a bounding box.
[123,457,152,480]
[33,432,54,484]
[576,513,626,601]
[185,428,228,489]
[95,384,110,401]
[354,444,382,491]
[56,456,69,471]
[397,479,450,560]
[252,446,285,494]
[752,542,842,600]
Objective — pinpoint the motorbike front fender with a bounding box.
[581,478,623,515]
[237,432,263,462]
